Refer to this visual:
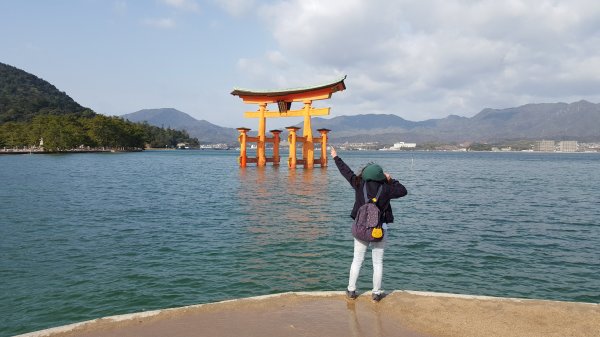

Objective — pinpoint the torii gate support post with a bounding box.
[286,126,300,169]
[269,129,282,165]
[237,127,250,167]
[302,101,314,168]
[317,128,330,167]
[257,103,267,167]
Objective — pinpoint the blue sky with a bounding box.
[2,0,600,128]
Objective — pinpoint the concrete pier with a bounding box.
[16,291,600,337]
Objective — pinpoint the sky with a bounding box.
[2,0,600,128]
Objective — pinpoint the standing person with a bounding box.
[330,146,407,302]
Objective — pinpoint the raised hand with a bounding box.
[330,146,337,158]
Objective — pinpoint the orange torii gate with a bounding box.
[231,76,346,168]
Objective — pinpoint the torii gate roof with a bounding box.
[231,75,346,104]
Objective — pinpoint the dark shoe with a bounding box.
[372,293,384,302]
[346,290,358,300]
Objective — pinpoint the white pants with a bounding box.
[347,227,386,295]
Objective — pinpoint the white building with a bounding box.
[391,142,416,149]
[558,141,578,152]
[534,140,555,152]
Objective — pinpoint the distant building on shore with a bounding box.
[534,140,555,152]
[534,140,578,152]
[381,142,417,151]
[394,142,416,148]
[558,141,578,152]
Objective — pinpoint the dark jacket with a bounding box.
[334,156,407,223]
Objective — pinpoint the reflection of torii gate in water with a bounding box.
[231,76,346,169]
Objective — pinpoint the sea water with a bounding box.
[1,150,599,336]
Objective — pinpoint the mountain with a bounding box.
[122,108,238,144]
[127,101,600,145]
[305,100,600,143]
[0,62,94,123]
[465,100,600,141]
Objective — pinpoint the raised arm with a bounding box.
[384,172,408,198]
[331,146,358,186]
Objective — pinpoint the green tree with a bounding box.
[468,143,493,151]
[87,115,117,148]
[1,112,198,151]
[0,122,28,148]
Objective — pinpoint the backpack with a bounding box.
[352,183,384,242]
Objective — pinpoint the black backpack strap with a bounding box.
[363,183,383,203]
[375,185,383,200]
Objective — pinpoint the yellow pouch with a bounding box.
[371,227,383,239]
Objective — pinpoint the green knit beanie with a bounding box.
[361,163,385,182]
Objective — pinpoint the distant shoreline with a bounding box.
[2,148,598,155]
[0,148,143,155]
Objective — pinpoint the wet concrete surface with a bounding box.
[17,291,600,337]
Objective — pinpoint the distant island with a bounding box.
[0,62,198,153]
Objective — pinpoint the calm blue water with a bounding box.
[1,150,599,336]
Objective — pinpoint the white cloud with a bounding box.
[161,0,200,12]
[236,57,264,78]
[213,0,255,17]
[265,50,289,68]
[246,0,600,120]
[239,56,349,91]
[142,17,176,29]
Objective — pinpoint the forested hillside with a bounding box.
[0,114,197,151]
[0,62,198,151]
[0,62,94,123]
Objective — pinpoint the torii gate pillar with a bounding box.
[256,103,267,166]
[302,101,315,168]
